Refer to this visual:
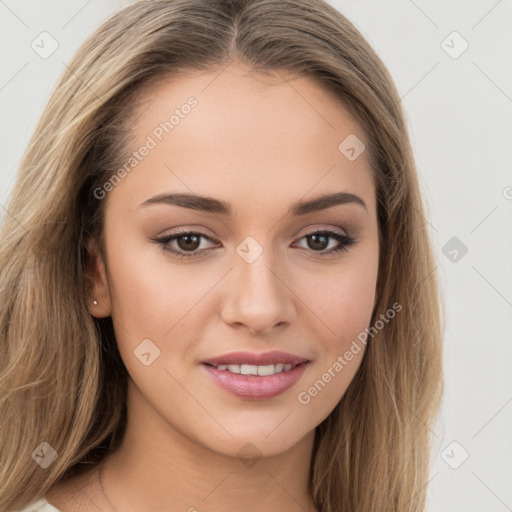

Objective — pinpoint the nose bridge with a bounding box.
[221,235,293,333]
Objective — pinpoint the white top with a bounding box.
[17,498,61,512]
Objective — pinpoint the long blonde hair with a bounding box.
[0,1,443,510]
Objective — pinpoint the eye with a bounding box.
[150,228,218,260]
[293,228,356,256]
[150,227,356,260]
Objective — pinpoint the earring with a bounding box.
[93,299,98,305]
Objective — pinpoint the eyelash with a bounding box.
[151,227,356,260]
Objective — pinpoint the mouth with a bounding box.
[201,351,310,400]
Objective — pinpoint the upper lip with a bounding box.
[202,351,309,366]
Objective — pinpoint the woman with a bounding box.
[0,0,443,511]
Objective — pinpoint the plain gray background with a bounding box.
[1,1,511,510]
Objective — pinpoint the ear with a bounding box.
[85,237,112,318]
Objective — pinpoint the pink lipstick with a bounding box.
[201,351,309,400]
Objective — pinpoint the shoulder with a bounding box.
[42,467,103,512]
[16,498,61,512]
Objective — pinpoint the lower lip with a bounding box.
[201,363,309,400]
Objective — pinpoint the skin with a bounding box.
[47,62,379,512]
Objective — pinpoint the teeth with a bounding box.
[240,364,258,375]
[257,364,275,376]
[214,363,299,375]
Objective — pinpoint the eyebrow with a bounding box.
[139,191,367,215]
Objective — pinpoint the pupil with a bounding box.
[178,234,200,251]
[309,234,328,250]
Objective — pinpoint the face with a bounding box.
[88,63,379,459]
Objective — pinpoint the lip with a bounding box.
[201,350,308,366]
[201,351,310,400]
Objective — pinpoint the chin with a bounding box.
[194,420,315,461]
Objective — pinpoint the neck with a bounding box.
[98,379,318,512]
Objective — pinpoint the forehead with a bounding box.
[108,63,376,217]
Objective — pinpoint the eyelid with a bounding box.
[155,225,217,239]
[296,224,348,238]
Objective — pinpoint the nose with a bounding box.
[220,250,295,335]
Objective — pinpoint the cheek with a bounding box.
[104,231,205,338]
[296,249,378,347]
[293,270,376,423]
[291,247,378,406]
